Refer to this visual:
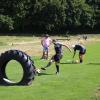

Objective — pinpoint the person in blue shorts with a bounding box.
[41,39,72,74]
[41,34,52,59]
[72,44,86,63]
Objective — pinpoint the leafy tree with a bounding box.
[86,0,100,28]
[0,15,14,31]
[20,0,66,33]
[0,0,99,33]
[65,0,94,28]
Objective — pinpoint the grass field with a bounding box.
[0,35,100,100]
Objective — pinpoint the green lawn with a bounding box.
[0,41,100,100]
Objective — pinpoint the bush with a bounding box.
[0,15,14,31]
[30,0,66,33]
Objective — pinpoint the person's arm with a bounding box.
[50,38,52,45]
[62,44,72,52]
[41,40,43,46]
[48,38,52,47]
[73,50,76,58]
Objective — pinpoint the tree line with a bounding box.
[0,0,100,34]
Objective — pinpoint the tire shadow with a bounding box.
[0,78,32,86]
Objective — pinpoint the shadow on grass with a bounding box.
[38,72,54,76]
[60,62,78,64]
[87,62,100,65]
[0,79,32,86]
[0,82,31,86]
[0,82,17,86]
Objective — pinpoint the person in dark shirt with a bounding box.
[41,39,71,74]
[72,44,86,63]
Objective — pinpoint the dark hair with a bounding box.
[45,34,49,37]
[52,39,56,42]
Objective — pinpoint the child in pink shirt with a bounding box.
[41,34,52,59]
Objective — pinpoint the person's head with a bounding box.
[52,39,57,44]
[45,34,49,38]
[72,44,75,49]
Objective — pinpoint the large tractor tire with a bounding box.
[0,50,36,85]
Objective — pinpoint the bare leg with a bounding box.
[46,50,48,59]
[41,59,54,70]
[44,51,48,59]
[79,54,84,63]
[41,48,45,59]
[55,62,59,74]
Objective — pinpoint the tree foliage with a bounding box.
[0,0,100,33]
[0,15,14,31]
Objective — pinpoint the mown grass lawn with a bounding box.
[0,41,100,100]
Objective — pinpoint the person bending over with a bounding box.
[72,44,86,63]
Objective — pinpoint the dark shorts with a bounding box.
[52,54,63,62]
[79,49,86,55]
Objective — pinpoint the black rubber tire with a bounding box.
[0,50,36,85]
